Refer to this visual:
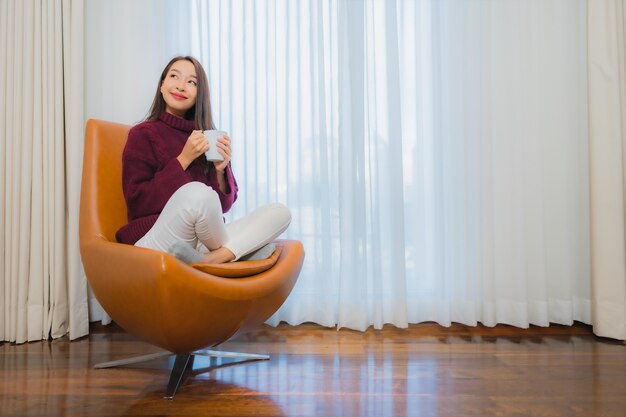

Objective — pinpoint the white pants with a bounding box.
[135,182,291,261]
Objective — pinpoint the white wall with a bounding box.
[84,0,192,125]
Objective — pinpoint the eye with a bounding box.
[189,80,197,86]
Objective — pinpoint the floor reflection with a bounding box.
[200,350,440,417]
[206,332,625,417]
[120,380,285,417]
[2,323,625,417]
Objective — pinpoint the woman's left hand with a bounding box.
[213,134,232,172]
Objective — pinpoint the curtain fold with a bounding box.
[587,0,626,341]
[63,0,87,340]
[0,0,86,342]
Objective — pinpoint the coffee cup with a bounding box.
[203,130,226,162]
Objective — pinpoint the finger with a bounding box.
[188,135,200,146]
[195,135,209,146]
[195,139,209,153]
[217,137,231,148]
[217,148,228,159]
[217,145,231,158]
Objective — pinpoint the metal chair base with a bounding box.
[94,349,270,399]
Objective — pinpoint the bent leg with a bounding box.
[223,203,292,260]
[135,182,228,253]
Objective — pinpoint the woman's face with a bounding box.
[160,59,198,118]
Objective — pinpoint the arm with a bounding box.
[207,163,238,213]
[122,125,192,219]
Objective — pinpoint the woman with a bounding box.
[115,56,291,264]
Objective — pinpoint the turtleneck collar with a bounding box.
[159,111,196,133]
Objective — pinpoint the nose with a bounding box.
[175,79,186,91]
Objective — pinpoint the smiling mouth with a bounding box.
[170,93,187,100]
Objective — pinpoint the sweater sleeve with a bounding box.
[207,163,239,213]
[122,125,193,219]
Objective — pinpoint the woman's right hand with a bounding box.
[177,130,209,170]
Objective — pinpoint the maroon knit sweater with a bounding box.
[115,112,238,245]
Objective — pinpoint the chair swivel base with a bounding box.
[94,349,270,399]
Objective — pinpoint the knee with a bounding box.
[268,203,292,227]
[178,182,221,213]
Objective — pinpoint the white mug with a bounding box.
[203,130,226,162]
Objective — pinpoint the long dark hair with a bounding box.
[145,56,215,130]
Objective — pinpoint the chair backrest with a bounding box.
[80,119,131,243]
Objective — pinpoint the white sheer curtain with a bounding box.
[0,0,87,342]
[83,0,591,332]
[588,0,626,341]
[187,0,590,330]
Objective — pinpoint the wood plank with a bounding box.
[0,322,624,417]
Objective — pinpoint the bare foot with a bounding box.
[202,247,235,264]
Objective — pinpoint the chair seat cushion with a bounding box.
[190,246,282,278]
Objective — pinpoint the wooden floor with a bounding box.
[0,322,624,417]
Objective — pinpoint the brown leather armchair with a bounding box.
[79,119,304,398]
